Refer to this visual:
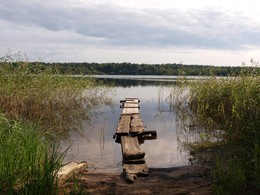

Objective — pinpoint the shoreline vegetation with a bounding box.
[0,54,112,194]
[1,52,259,194]
[170,75,260,194]
[0,55,112,138]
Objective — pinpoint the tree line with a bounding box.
[2,61,260,76]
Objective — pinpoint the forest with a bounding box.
[11,62,260,76]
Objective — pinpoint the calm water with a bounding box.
[61,76,190,173]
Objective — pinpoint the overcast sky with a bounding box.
[1,0,260,66]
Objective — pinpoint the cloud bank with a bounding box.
[1,0,260,65]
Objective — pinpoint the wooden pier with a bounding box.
[113,98,157,183]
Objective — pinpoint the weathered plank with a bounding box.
[120,98,140,113]
[130,114,144,134]
[123,163,149,183]
[123,163,149,176]
[122,107,139,114]
[116,115,131,134]
[124,98,140,102]
[120,136,145,160]
[120,102,140,108]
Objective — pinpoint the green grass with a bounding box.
[0,113,65,194]
[212,156,247,195]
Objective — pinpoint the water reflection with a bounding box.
[61,77,191,173]
[96,78,176,87]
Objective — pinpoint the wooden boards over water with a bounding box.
[114,98,157,183]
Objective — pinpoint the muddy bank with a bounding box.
[61,164,212,194]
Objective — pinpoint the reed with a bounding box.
[163,71,260,193]
[0,54,111,138]
[187,75,260,193]
[0,113,65,194]
[189,76,260,140]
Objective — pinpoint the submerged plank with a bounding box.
[121,136,145,160]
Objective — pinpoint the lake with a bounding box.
[61,75,192,173]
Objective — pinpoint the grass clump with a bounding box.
[0,113,65,194]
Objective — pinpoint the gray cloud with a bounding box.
[1,0,260,51]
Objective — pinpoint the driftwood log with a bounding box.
[57,161,88,186]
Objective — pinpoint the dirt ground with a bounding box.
[62,163,212,195]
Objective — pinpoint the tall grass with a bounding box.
[186,75,260,193]
[163,69,260,193]
[0,53,111,138]
[0,52,112,193]
[189,76,260,140]
[0,113,65,194]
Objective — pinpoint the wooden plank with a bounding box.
[123,102,139,106]
[123,163,149,175]
[116,115,131,134]
[120,98,140,114]
[120,136,145,160]
[120,102,140,108]
[125,98,140,103]
[123,163,149,183]
[122,107,139,114]
[120,98,140,103]
[130,114,144,134]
